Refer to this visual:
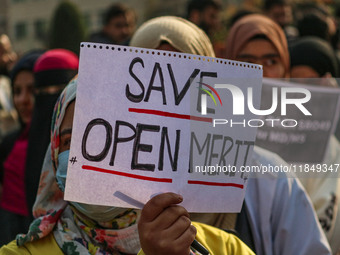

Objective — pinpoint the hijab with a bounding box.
[25,49,79,220]
[10,50,43,127]
[17,80,140,255]
[226,14,290,77]
[289,36,339,77]
[130,15,250,250]
[17,16,216,254]
[130,16,215,57]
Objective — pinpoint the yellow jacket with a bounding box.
[0,222,255,255]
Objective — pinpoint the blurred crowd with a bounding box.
[1,0,340,254]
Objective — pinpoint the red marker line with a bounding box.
[188,180,244,189]
[128,108,212,123]
[82,165,172,183]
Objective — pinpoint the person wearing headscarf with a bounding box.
[24,49,79,221]
[0,80,256,255]
[130,15,330,254]
[0,18,256,255]
[226,14,339,254]
[0,50,42,245]
[130,16,215,57]
[290,36,340,255]
[289,36,339,81]
[1,80,141,254]
[226,14,290,78]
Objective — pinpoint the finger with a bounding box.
[172,224,197,254]
[139,223,195,255]
[162,215,192,240]
[150,205,190,230]
[141,192,183,222]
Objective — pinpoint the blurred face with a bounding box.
[267,4,293,27]
[236,38,285,78]
[200,6,220,33]
[59,101,75,153]
[104,13,135,44]
[13,70,35,124]
[290,66,320,78]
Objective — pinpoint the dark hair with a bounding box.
[297,11,329,40]
[264,0,291,11]
[186,0,221,17]
[289,36,339,77]
[229,9,258,28]
[10,50,44,85]
[103,3,135,25]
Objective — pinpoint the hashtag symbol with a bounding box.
[70,157,77,165]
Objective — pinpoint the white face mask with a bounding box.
[70,202,128,222]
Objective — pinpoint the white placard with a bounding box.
[64,43,263,212]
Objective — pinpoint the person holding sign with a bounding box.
[0,25,256,255]
[127,14,331,254]
[289,36,340,254]
[225,14,332,254]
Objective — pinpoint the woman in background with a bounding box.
[0,51,42,245]
[226,14,336,254]
[226,14,289,79]
[289,36,340,254]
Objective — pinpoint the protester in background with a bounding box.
[226,14,290,78]
[0,51,42,245]
[186,0,221,38]
[88,3,136,46]
[226,14,337,254]
[130,15,330,254]
[263,0,298,42]
[296,4,339,50]
[263,0,293,29]
[24,49,78,221]
[264,0,293,28]
[0,34,17,77]
[0,78,255,255]
[290,36,340,254]
[289,36,339,81]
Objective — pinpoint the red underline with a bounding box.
[128,108,212,123]
[82,165,173,183]
[188,180,244,189]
